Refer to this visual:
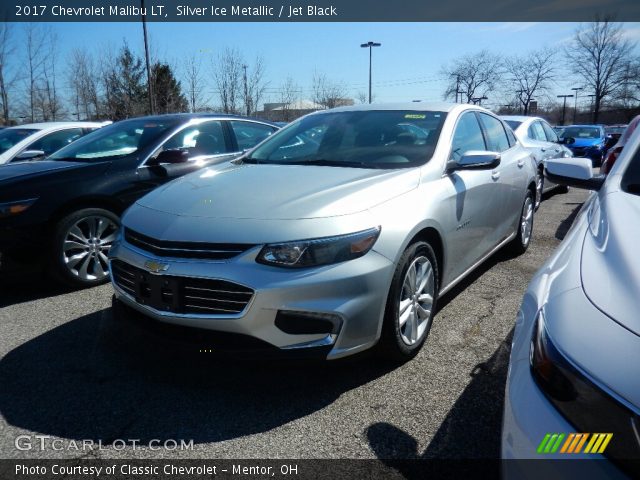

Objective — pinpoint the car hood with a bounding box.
[569,138,603,148]
[0,160,93,184]
[581,191,640,335]
[136,163,420,220]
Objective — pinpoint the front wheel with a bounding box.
[378,241,439,362]
[506,191,534,256]
[50,208,120,288]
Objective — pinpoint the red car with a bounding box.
[602,115,640,174]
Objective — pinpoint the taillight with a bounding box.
[602,146,622,174]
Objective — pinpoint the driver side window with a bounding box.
[162,121,227,158]
[450,112,486,161]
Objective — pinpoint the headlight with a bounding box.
[530,308,640,469]
[257,226,381,268]
[0,198,38,218]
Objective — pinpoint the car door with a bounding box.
[441,111,500,281]
[135,119,235,193]
[477,112,524,244]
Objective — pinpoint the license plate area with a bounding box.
[134,272,181,313]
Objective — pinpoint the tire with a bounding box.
[506,191,534,256]
[378,241,439,362]
[556,184,569,194]
[50,208,120,288]
[535,169,544,210]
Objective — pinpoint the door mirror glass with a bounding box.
[151,149,190,165]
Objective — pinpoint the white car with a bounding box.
[501,116,573,208]
[0,121,110,165]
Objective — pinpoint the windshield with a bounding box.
[605,126,626,135]
[246,110,447,169]
[0,128,39,154]
[49,118,181,162]
[561,126,603,140]
[504,120,522,131]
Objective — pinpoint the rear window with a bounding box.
[504,120,522,131]
[0,128,39,155]
[561,127,603,139]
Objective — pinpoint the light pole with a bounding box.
[141,0,154,115]
[557,94,573,126]
[587,94,596,121]
[571,87,582,123]
[360,41,381,104]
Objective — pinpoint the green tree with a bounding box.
[104,43,147,120]
[151,62,188,114]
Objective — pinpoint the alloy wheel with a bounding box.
[520,196,534,247]
[398,256,435,346]
[62,215,118,281]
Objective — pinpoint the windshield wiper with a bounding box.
[283,159,374,168]
[237,157,263,164]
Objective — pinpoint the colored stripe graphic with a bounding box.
[539,433,613,455]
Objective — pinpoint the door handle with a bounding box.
[491,171,500,181]
[541,147,547,152]
[517,159,525,168]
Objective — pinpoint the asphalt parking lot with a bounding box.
[0,186,588,462]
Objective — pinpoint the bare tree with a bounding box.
[242,55,268,116]
[355,91,369,104]
[24,23,48,122]
[441,50,503,103]
[311,71,348,109]
[0,22,16,125]
[505,48,556,116]
[68,48,100,120]
[213,47,243,114]
[183,54,207,112]
[278,77,299,122]
[38,30,64,120]
[565,17,636,123]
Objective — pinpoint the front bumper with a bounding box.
[109,240,395,360]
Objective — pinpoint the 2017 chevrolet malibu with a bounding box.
[0,114,278,286]
[502,122,640,477]
[109,103,537,361]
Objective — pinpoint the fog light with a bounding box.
[275,310,342,335]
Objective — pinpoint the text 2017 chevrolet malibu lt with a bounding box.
[502,123,640,477]
[109,103,537,361]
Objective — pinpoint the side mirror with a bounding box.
[15,150,46,161]
[545,157,604,191]
[448,151,501,171]
[559,137,575,146]
[149,149,190,166]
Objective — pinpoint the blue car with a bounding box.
[559,124,607,167]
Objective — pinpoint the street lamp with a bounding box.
[360,41,381,104]
[571,87,582,123]
[141,0,154,115]
[557,94,574,126]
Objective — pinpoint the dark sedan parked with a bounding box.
[0,113,278,287]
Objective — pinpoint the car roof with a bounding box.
[564,124,604,128]
[114,113,279,127]
[9,121,108,130]
[499,115,542,123]
[317,102,468,114]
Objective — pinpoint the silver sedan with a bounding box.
[109,103,537,361]
[501,115,573,209]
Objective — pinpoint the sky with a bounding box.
[11,21,640,112]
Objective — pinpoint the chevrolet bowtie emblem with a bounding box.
[144,260,169,273]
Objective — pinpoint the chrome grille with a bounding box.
[124,228,255,260]
[111,260,253,315]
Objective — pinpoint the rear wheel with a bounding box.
[50,208,120,287]
[378,241,439,362]
[506,191,534,256]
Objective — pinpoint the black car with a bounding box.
[0,113,278,287]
